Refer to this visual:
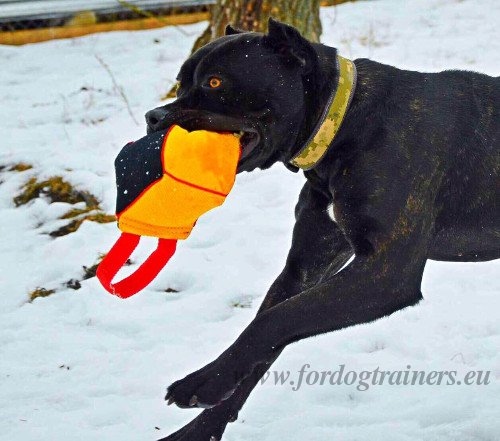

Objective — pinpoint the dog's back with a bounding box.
[408,67,499,260]
[347,60,500,261]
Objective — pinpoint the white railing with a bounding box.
[0,0,214,20]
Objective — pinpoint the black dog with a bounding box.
[146,19,500,441]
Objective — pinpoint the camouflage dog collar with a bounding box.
[290,55,357,170]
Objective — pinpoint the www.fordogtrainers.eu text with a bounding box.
[259,364,491,391]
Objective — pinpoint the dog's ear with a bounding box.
[225,24,242,35]
[263,18,315,71]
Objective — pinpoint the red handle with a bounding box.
[96,232,177,298]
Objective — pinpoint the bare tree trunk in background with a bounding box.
[192,0,322,53]
[164,0,322,97]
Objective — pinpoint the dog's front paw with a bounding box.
[165,361,247,409]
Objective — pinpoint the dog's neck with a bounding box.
[290,54,356,171]
[300,57,397,192]
[285,45,356,172]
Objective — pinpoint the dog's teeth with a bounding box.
[189,395,198,406]
[233,131,243,139]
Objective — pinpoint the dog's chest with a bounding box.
[327,202,349,231]
[327,203,336,222]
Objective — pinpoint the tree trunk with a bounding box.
[193,0,322,52]
[165,0,322,98]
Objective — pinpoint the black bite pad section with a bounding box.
[115,130,167,214]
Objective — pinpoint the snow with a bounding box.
[0,0,499,440]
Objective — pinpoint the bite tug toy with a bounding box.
[96,125,241,298]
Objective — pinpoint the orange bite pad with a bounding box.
[117,125,241,239]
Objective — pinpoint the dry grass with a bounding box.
[9,163,33,172]
[14,176,99,207]
[50,212,116,237]
[81,254,131,280]
[82,254,106,280]
[230,298,253,309]
[59,207,95,219]
[14,175,115,237]
[29,287,56,302]
[65,279,82,290]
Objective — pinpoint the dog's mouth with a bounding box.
[231,129,260,160]
[147,108,262,162]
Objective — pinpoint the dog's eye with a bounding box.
[209,77,222,89]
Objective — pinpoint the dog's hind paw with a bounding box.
[157,406,234,441]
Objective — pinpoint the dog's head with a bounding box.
[146,19,322,172]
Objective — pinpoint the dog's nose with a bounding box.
[145,107,168,132]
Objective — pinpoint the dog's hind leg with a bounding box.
[158,182,353,441]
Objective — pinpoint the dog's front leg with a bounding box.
[165,193,436,409]
[159,182,352,440]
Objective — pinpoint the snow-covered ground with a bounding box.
[0,0,499,440]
